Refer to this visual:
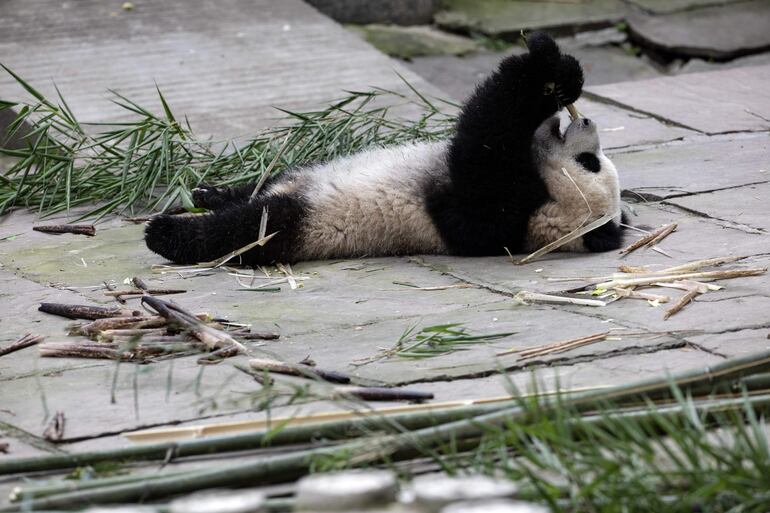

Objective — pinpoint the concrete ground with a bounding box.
[1,0,769,508]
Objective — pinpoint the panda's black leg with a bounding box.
[145,194,307,266]
[191,182,258,210]
[583,212,628,252]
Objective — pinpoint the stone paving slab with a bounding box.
[627,0,770,60]
[688,329,770,359]
[665,181,770,232]
[610,132,770,199]
[434,0,627,39]
[587,64,770,134]
[0,0,440,139]
[627,0,752,14]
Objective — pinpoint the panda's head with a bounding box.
[527,115,622,251]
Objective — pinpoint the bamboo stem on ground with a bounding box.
[0,334,44,357]
[597,268,766,289]
[248,358,351,384]
[620,223,676,255]
[32,224,95,236]
[38,303,141,320]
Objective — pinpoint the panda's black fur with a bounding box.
[145,33,625,266]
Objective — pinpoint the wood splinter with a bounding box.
[32,224,96,236]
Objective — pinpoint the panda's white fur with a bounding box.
[266,141,449,260]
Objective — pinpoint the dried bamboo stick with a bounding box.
[39,342,126,360]
[32,224,95,236]
[73,316,167,337]
[613,288,671,303]
[0,334,44,357]
[519,332,610,359]
[515,290,606,307]
[104,288,186,298]
[597,267,766,289]
[38,303,141,320]
[660,255,749,274]
[249,358,351,384]
[664,288,702,320]
[142,296,245,353]
[497,332,609,357]
[620,223,676,255]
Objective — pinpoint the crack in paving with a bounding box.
[683,340,728,359]
[0,420,67,455]
[583,91,703,133]
[623,179,770,203]
[393,339,687,386]
[660,200,767,234]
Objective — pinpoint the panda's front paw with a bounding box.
[526,32,584,107]
[145,214,202,264]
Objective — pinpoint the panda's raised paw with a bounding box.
[145,214,203,264]
[526,32,584,108]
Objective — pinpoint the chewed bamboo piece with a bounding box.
[596,268,766,290]
[0,334,44,357]
[497,331,610,358]
[33,224,95,236]
[620,223,676,255]
[613,288,671,303]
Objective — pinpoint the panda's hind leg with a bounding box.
[191,182,258,210]
[145,194,307,266]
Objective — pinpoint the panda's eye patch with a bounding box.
[575,152,601,173]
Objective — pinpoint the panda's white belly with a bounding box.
[288,141,449,260]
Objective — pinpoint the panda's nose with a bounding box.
[582,118,592,127]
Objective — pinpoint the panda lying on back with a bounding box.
[145,33,625,266]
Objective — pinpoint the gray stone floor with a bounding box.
[1,0,770,508]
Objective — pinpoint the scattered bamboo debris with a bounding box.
[103,281,127,304]
[597,268,766,290]
[249,358,351,384]
[514,291,606,307]
[239,332,280,340]
[620,223,676,255]
[39,303,141,320]
[0,334,44,358]
[142,295,246,355]
[42,412,65,442]
[497,331,610,358]
[32,224,96,236]
[7,350,770,508]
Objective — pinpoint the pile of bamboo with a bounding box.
[3,349,770,511]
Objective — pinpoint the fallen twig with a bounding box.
[664,288,701,320]
[39,303,141,320]
[0,334,44,357]
[32,224,95,236]
[249,358,351,384]
[238,332,280,341]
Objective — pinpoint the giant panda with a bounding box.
[144,33,625,267]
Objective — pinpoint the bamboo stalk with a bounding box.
[32,224,95,236]
[497,332,610,359]
[620,223,676,255]
[38,303,141,320]
[6,364,770,479]
[596,267,766,290]
[664,288,701,320]
[38,342,127,360]
[9,390,770,511]
[0,334,44,357]
[613,288,671,303]
[72,316,167,337]
[514,291,606,307]
[249,358,351,384]
[104,288,186,298]
[660,255,749,274]
[332,386,434,402]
